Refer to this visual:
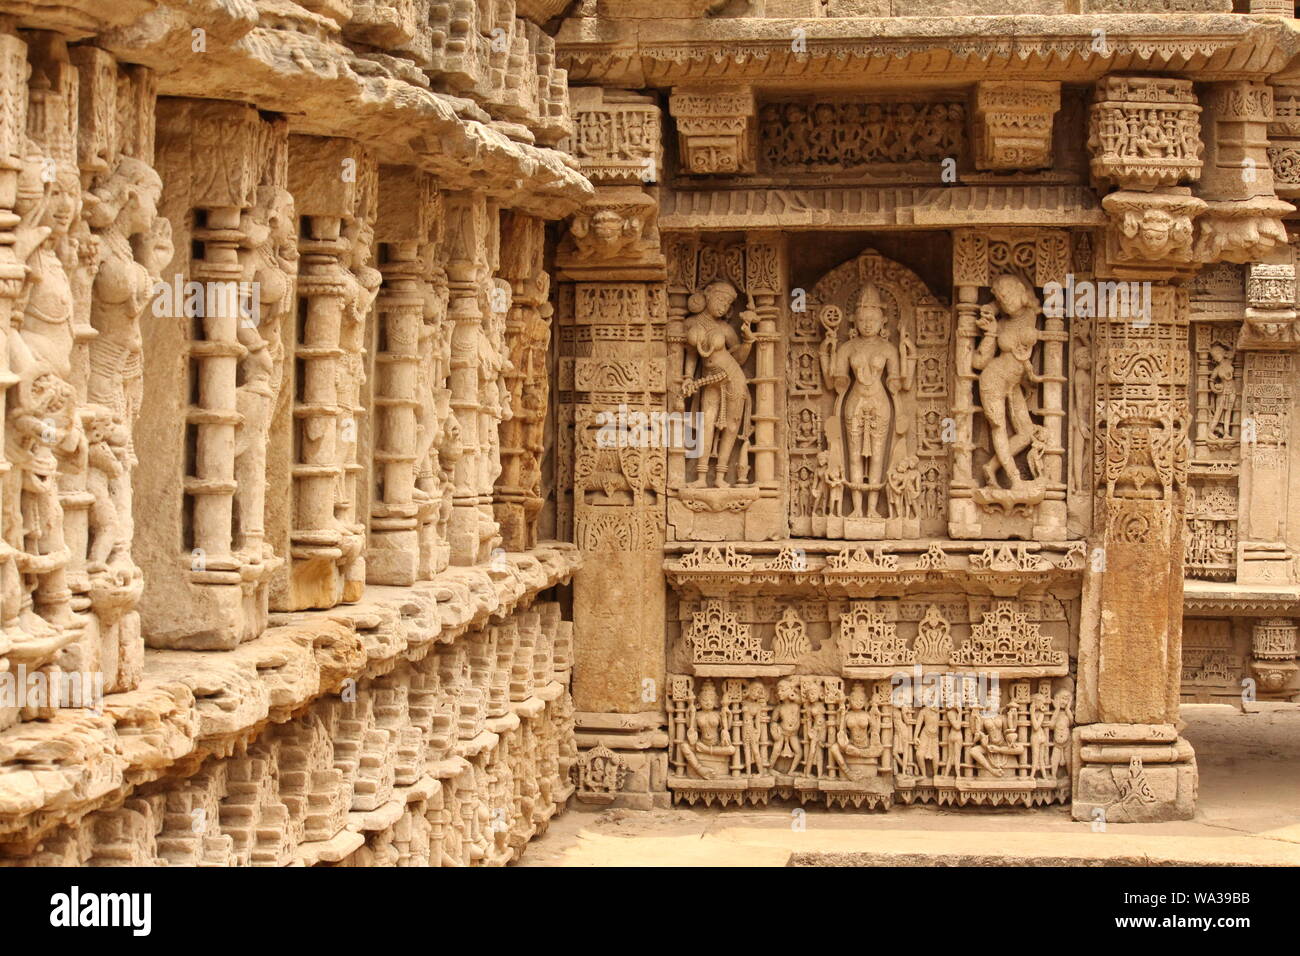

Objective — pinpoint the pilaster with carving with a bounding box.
[559,88,668,809]
[1073,260,1197,821]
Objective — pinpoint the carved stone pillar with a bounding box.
[278,135,377,610]
[443,191,496,566]
[494,210,549,551]
[142,98,283,648]
[368,166,435,585]
[559,88,668,809]
[1074,278,1197,822]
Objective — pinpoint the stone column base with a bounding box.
[1071,723,1197,823]
[573,711,670,810]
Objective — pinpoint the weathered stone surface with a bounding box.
[0,0,1298,869]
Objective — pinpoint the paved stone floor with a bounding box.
[521,704,1300,866]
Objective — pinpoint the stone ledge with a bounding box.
[93,0,593,217]
[0,543,580,847]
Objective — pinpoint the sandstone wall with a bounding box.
[0,0,588,865]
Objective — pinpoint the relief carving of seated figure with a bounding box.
[837,682,884,779]
[967,713,1027,778]
[679,680,736,779]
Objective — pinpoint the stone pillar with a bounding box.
[1075,278,1197,821]
[443,191,494,566]
[368,166,435,585]
[494,210,549,551]
[143,98,284,648]
[279,135,378,610]
[559,87,669,808]
[1075,76,1217,819]
[949,230,982,538]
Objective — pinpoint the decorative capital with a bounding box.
[568,87,662,186]
[1101,187,1205,271]
[971,81,1059,172]
[1089,76,1202,190]
[669,86,756,176]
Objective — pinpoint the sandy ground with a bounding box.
[519,704,1300,866]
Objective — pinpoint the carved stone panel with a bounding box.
[787,247,948,542]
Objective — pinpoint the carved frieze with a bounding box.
[667,672,1072,810]
[759,97,964,174]
[1089,76,1202,190]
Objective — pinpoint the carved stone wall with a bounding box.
[0,0,586,866]
[551,3,1300,823]
[4,0,1300,862]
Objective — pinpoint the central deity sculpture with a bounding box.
[819,283,913,520]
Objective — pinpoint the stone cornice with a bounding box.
[0,544,580,852]
[664,541,1087,598]
[1183,579,1300,617]
[559,14,1300,87]
[89,0,594,219]
[659,184,1106,231]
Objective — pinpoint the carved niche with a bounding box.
[665,234,784,541]
[950,229,1071,540]
[787,248,948,541]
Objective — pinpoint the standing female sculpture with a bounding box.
[819,283,913,519]
[973,274,1044,491]
[681,280,756,488]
